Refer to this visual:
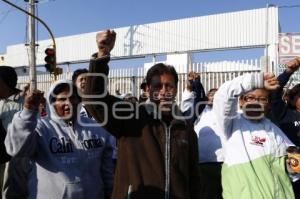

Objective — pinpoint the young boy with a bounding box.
[213,72,297,199]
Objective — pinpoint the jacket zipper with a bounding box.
[162,122,171,199]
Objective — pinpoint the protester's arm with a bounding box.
[181,72,206,123]
[84,30,116,98]
[84,56,122,135]
[269,71,291,122]
[181,72,196,114]
[4,91,43,157]
[84,30,127,137]
[192,75,206,116]
[212,73,265,138]
[269,58,300,122]
[5,109,38,157]
[180,89,195,120]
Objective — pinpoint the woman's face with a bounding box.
[53,88,80,121]
[295,97,300,112]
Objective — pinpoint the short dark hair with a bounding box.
[140,79,147,90]
[50,83,80,103]
[146,63,178,87]
[207,88,218,96]
[72,68,88,83]
[0,66,19,91]
[288,84,300,109]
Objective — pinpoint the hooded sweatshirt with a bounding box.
[5,80,114,199]
[213,73,296,199]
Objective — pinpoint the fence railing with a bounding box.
[17,59,262,103]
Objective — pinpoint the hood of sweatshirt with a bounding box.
[46,79,81,126]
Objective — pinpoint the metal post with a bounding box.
[2,0,57,81]
[264,4,269,73]
[152,54,156,63]
[28,0,37,91]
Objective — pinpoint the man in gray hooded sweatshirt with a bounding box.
[5,80,114,199]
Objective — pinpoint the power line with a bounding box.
[0,0,21,24]
[0,0,25,24]
[278,4,300,9]
[37,0,55,4]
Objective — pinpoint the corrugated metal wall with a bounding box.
[6,7,278,67]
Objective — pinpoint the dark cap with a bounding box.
[140,79,147,90]
[0,66,18,91]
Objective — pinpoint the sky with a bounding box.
[1,0,300,69]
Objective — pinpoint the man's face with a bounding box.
[149,73,177,113]
[75,74,86,94]
[53,88,80,121]
[207,90,217,106]
[295,97,300,112]
[0,78,10,99]
[240,89,269,121]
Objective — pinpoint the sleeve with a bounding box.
[188,127,202,199]
[269,70,293,123]
[101,132,115,196]
[192,77,207,121]
[212,73,264,139]
[180,89,194,115]
[181,78,206,124]
[84,55,128,137]
[4,108,39,157]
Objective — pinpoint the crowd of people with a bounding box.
[0,29,300,199]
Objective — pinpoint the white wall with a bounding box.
[5,7,278,67]
[0,54,6,65]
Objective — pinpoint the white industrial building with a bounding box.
[2,7,279,74]
[2,7,290,98]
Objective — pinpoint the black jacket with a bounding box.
[0,121,11,163]
[269,70,300,146]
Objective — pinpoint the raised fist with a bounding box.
[187,71,200,81]
[96,30,116,57]
[286,57,300,73]
[24,90,44,110]
[263,73,279,91]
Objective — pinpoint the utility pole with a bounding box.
[28,0,37,91]
[1,0,58,85]
[264,3,270,73]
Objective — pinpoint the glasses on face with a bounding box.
[243,95,269,103]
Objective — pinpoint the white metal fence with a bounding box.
[17,59,262,103]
